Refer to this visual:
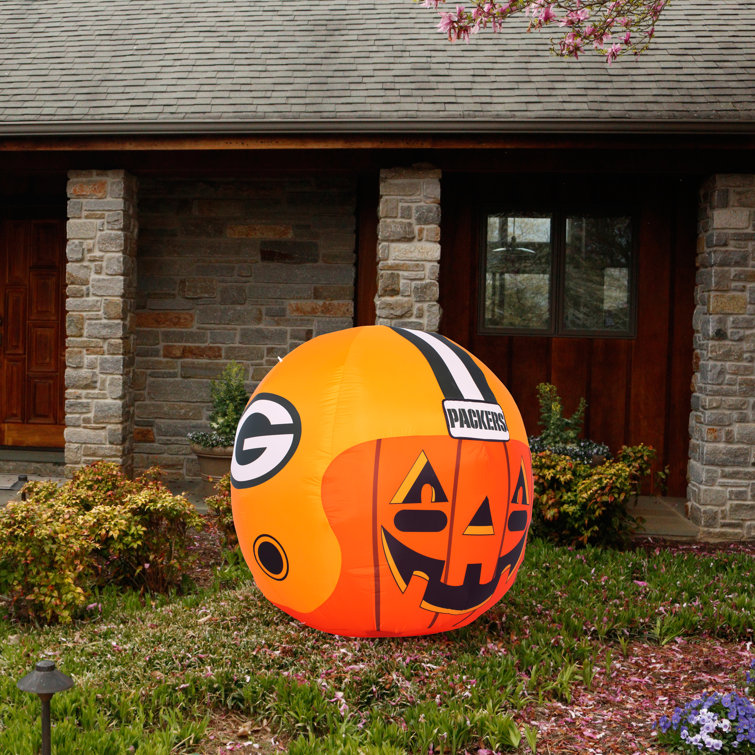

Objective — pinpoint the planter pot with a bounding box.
[190,443,233,482]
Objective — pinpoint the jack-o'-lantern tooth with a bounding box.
[390,450,448,504]
[463,496,495,536]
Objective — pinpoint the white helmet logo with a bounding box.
[231,393,301,489]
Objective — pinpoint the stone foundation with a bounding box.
[133,175,356,477]
[690,174,755,540]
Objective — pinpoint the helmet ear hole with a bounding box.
[254,535,289,580]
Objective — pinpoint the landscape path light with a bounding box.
[17,659,74,755]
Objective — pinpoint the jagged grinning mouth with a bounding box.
[380,527,526,615]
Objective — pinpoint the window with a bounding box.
[480,211,635,337]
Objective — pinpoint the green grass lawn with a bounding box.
[1,537,753,754]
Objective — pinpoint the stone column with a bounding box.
[65,170,138,474]
[376,166,441,331]
[690,175,755,540]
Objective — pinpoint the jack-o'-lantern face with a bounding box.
[310,434,531,635]
[230,325,533,637]
[380,445,529,616]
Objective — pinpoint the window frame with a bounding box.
[477,203,639,339]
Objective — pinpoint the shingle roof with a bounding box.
[0,0,753,134]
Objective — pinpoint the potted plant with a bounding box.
[187,361,249,481]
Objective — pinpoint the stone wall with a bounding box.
[690,174,755,540]
[375,166,441,331]
[133,175,356,477]
[65,170,138,474]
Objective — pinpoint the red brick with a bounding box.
[135,311,195,328]
[163,345,222,359]
[288,301,353,317]
[69,180,108,198]
[134,427,155,443]
[227,224,292,239]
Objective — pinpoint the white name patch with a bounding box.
[443,400,509,441]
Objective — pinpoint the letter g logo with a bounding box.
[231,393,302,489]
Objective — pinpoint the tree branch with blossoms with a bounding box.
[419,0,670,63]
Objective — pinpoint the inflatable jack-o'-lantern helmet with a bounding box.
[230,326,532,637]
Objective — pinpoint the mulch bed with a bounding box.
[520,639,753,754]
[187,518,227,590]
[519,538,754,754]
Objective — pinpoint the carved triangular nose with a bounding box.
[463,496,494,536]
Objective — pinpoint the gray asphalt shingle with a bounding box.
[0,0,753,133]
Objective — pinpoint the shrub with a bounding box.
[104,481,205,592]
[528,383,609,462]
[534,382,586,447]
[0,498,93,623]
[525,383,655,547]
[188,361,249,448]
[0,462,204,623]
[205,473,238,549]
[531,444,655,548]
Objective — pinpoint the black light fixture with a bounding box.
[17,660,74,755]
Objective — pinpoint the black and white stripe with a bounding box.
[392,328,496,403]
[392,328,509,442]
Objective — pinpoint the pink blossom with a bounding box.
[437,6,473,42]
[421,0,668,62]
[561,6,590,26]
[530,2,556,25]
[606,42,622,63]
[559,30,584,57]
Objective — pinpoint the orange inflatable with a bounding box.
[230,326,532,637]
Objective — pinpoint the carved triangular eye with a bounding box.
[463,497,494,536]
[391,451,448,504]
[512,460,530,507]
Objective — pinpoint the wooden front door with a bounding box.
[0,218,66,448]
[440,174,696,497]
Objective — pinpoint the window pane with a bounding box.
[563,216,632,332]
[483,213,552,330]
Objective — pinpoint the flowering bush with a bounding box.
[419,0,669,63]
[531,443,654,547]
[0,462,203,623]
[526,382,654,546]
[0,498,94,623]
[656,661,755,753]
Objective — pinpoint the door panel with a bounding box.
[30,272,58,318]
[29,324,57,371]
[28,376,57,423]
[4,288,26,354]
[4,359,24,422]
[31,223,60,267]
[0,217,65,447]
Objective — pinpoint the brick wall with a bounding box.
[65,170,138,474]
[376,166,441,331]
[690,175,755,540]
[133,176,356,477]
